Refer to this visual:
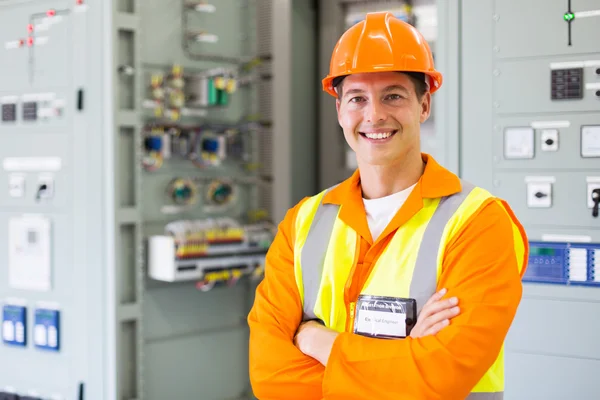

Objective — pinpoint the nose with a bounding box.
[365,99,386,123]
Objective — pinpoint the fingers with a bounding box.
[422,288,447,309]
[424,318,450,336]
[424,305,460,328]
[419,293,458,320]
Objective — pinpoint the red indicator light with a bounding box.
[76,0,84,4]
[46,9,56,17]
[27,24,34,33]
[19,39,25,47]
[27,37,34,46]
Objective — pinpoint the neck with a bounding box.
[358,151,425,199]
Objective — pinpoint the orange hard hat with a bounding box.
[322,11,443,97]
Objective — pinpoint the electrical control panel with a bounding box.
[0,0,314,399]
[461,1,600,399]
[524,241,600,285]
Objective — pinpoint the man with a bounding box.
[248,11,528,400]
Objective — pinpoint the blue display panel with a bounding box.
[2,304,26,347]
[33,308,60,352]
[525,241,600,286]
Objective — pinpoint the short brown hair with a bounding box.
[334,72,428,100]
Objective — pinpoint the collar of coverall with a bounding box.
[321,153,463,243]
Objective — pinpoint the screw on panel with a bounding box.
[493,14,500,21]
[493,69,500,76]
[493,101,500,108]
[493,180,501,187]
[493,156,499,163]
[493,46,500,53]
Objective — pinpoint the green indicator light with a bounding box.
[564,12,575,21]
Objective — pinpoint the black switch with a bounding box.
[535,191,548,199]
[77,89,84,111]
[545,138,554,145]
[0,392,20,400]
[592,188,600,218]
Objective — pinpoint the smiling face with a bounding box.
[335,71,431,168]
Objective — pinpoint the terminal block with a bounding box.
[148,217,274,284]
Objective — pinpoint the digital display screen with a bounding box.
[530,247,556,256]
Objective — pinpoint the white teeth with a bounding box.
[365,131,393,140]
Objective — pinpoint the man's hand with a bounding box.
[294,320,339,366]
[410,288,460,338]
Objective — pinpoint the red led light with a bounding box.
[19,39,25,47]
[27,24,34,33]
[76,0,84,4]
[46,9,56,17]
[27,37,34,46]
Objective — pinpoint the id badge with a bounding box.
[353,295,417,339]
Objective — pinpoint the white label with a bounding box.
[74,4,89,13]
[195,33,218,43]
[355,309,406,337]
[586,82,600,90]
[8,215,52,292]
[504,127,534,159]
[34,36,49,46]
[531,120,570,129]
[195,3,216,12]
[581,126,600,157]
[3,157,62,172]
[22,92,56,102]
[541,234,592,243]
[4,40,22,50]
[575,10,600,18]
[550,60,600,69]
[525,176,556,183]
[1,96,18,104]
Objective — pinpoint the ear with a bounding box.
[419,92,432,123]
[336,99,342,125]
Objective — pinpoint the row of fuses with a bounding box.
[524,241,600,286]
[2,304,59,351]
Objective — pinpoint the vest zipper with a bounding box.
[347,301,356,332]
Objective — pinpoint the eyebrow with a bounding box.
[343,84,410,99]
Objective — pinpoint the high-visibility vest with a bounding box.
[293,181,524,400]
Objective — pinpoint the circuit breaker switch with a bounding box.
[525,177,554,208]
[36,174,54,200]
[540,129,559,151]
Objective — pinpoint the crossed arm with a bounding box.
[247,199,527,400]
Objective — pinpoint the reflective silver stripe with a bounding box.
[300,195,340,321]
[410,180,475,315]
[466,392,503,400]
[300,180,474,320]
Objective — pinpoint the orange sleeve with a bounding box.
[248,198,325,400]
[321,199,528,400]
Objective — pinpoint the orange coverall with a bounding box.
[248,155,528,399]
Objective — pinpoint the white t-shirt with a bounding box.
[362,183,416,242]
